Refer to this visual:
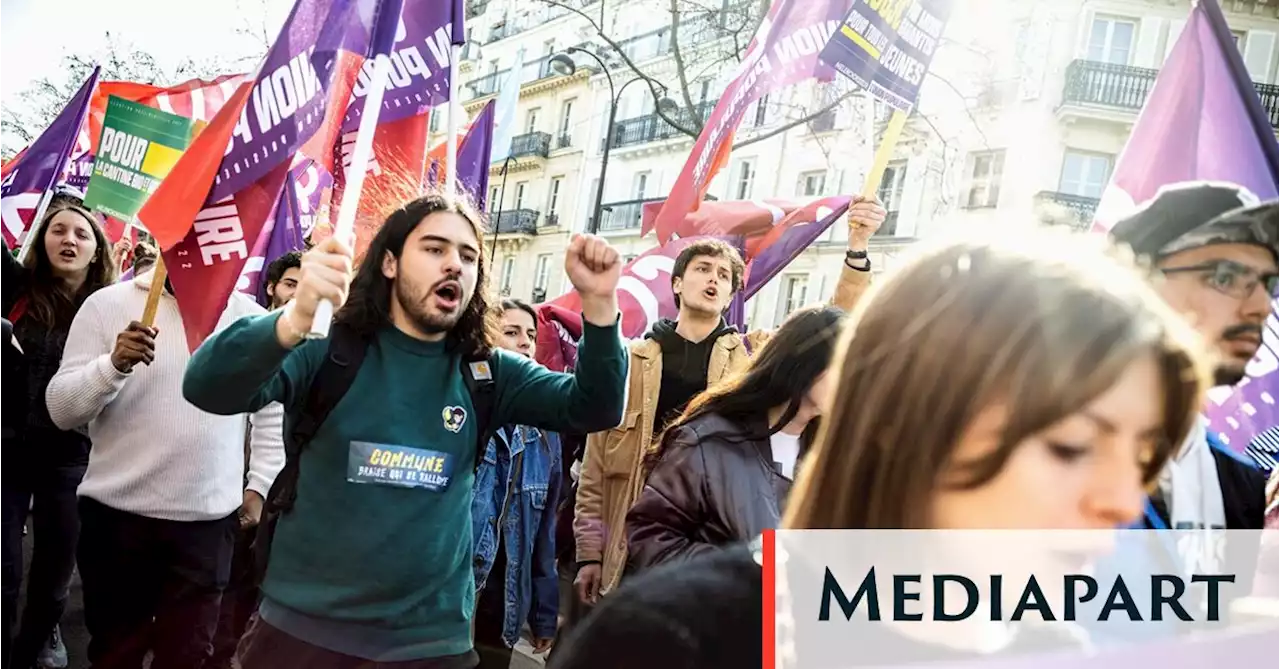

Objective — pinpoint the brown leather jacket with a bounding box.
[625,413,789,573]
[573,263,871,594]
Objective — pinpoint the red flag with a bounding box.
[647,0,853,242]
[313,111,430,261]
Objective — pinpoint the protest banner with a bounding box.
[83,96,199,223]
[647,0,855,243]
[139,0,401,349]
[817,0,952,113]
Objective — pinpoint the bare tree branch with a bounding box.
[539,0,700,136]
[668,0,700,124]
[731,89,857,151]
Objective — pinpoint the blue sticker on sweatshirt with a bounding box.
[347,442,454,491]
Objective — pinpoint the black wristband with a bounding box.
[576,560,602,571]
[846,249,868,260]
[845,251,871,272]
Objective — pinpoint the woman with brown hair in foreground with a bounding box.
[550,229,1209,669]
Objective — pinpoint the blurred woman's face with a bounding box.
[43,210,98,278]
[498,308,536,359]
[929,353,1164,530]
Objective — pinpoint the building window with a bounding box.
[548,176,563,215]
[623,254,638,265]
[500,256,516,294]
[964,150,1004,209]
[525,108,540,133]
[1058,151,1112,198]
[797,171,826,197]
[488,186,500,211]
[1086,16,1136,65]
[753,95,769,127]
[514,181,528,209]
[734,159,755,200]
[633,171,650,200]
[534,253,552,291]
[429,112,441,133]
[559,99,575,144]
[877,161,907,212]
[777,274,808,324]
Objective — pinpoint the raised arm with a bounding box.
[827,198,884,312]
[183,310,323,416]
[626,427,717,571]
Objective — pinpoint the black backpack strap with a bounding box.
[461,349,500,474]
[253,321,371,584]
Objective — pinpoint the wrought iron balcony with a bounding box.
[509,132,551,159]
[557,133,573,149]
[1033,191,1100,231]
[1063,59,1279,127]
[607,102,716,149]
[597,199,648,231]
[463,53,564,100]
[810,109,838,133]
[489,209,540,235]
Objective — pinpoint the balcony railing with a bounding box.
[1063,59,1279,127]
[1034,191,1100,231]
[557,133,573,149]
[509,132,551,159]
[607,102,716,149]
[596,195,718,232]
[464,53,566,100]
[489,209,540,235]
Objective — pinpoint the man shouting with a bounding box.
[184,194,628,668]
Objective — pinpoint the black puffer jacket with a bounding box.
[625,413,791,573]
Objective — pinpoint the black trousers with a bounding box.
[77,497,237,669]
[209,527,259,669]
[2,461,86,669]
[473,536,512,669]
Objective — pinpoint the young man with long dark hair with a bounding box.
[625,305,845,572]
[572,198,886,605]
[183,194,627,668]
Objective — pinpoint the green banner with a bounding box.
[83,95,198,224]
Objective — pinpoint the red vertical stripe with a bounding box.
[762,528,776,669]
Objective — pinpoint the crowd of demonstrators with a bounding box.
[3,202,118,669]
[570,197,887,609]
[552,228,1210,669]
[182,194,628,668]
[471,299,563,667]
[1108,184,1276,530]
[45,247,284,667]
[625,305,844,572]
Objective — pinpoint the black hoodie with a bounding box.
[647,318,739,436]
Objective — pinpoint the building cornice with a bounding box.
[464,69,593,114]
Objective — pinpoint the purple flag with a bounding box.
[213,0,388,199]
[1092,0,1279,453]
[426,100,493,210]
[342,0,465,132]
[743,197,852,300]
[1,67,99,247]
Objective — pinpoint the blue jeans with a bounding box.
[2,461,86,669]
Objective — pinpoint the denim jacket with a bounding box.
[470,425,562,646]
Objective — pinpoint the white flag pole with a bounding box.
[307,52,394,339]
[446,43,461,201]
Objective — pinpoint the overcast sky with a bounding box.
[1,0,294,110]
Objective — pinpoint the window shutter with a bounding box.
[1076,8,1096,58]
[1243,31,1277,84]
[1133,17,1165,68]
[897,158,926,238]
[1164,19,1186,63]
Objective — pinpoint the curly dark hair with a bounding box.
[671,239,745,309]
[335,193,497,358]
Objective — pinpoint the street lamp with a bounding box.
[550,46,678,234]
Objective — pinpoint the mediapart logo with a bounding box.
[818,567,1235,623]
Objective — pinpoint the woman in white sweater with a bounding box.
[45,268,284,669]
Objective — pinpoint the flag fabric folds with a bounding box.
[140,0,401,351]
[647,0,853,242]
[1093,0,1279,453]
[1,68,100,247]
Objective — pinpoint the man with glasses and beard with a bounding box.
[1110,182,1276,530]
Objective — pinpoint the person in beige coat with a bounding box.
[571,198,887,603]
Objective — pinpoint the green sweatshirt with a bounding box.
[183,311,627,661]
